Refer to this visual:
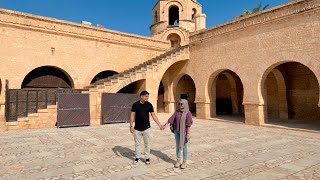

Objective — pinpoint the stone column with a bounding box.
[0,80,7,131]
[89,90,101,126]
[195,14,207,31]
[244,103,266,125]
[195,100,211,119]
[164,100,176,114]
[145,78,161,113]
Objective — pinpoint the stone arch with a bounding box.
[174,74,197,115]
[153,60,190,114]
[21,66,74,89]
[265,69,288,121]
[157,81,165,113]
[260,61,320,123]
[161,28,188,46]
[207,69,244,120]
[117,79,146,94]
[90,70,118,84]
[163,1,184,14]
[258,60,320,106]
[84,66,121,87]
[167,33,181,48]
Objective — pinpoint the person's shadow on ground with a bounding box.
[112,146,175,164]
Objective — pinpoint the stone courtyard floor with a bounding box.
[0,113,319,180]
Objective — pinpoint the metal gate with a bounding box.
[101,93,139,124]
[57,93,90,128]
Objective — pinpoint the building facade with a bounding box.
[0,0,319,131]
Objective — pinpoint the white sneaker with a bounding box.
[174,160,181,168]
[180,161,187,169]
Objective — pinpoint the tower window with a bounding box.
[154,10,158,23]
[169,6,179,26]
[192,8,197,20]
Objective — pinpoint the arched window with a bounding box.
[169,6,179,26]
[21,66,73,89]
[167,33,181,48]
[154,10,158,23]
[192,8,197,20]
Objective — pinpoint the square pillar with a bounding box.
[89,90,101,126]
[195,101,211,119]
[244,103,266,125]
[164,101,176,114]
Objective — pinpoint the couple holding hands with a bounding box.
[130,91,193,169]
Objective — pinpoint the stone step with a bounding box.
[17,117,29,122]
[38,108,49,113]
[86,45,189,90]
[6,121,18,126]
[104,81,113,86]
[48,105,57,109]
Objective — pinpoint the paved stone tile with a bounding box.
[0,113,319,180]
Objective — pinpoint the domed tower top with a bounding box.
[150,0,206,35]
[150,0,206,47]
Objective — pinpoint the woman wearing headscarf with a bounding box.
[164,99,193,169]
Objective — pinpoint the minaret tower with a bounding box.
[150,0,206,47]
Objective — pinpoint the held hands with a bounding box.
[159,124,165,130]
[130,126,134,134]
[186,133,191,142]
[159,123,168,130]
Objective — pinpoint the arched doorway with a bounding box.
[91,70,118,84]
[210,70,244,121]
[265,69,288,120]
[263,62,320,126]
[117,80,146,94]
[169,6,179,26]
[167,33,181,48]
[157,82,165,113]
[21,66,73,89]
[176,75,196,115]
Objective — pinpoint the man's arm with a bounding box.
[151,112,164,130]
[130,112,135,134]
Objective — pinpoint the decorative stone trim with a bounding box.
[190,0,320,43]
[0,8,169,50]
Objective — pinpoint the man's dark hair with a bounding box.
[140,91,149,96]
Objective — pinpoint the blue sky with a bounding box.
[0,0,291,36]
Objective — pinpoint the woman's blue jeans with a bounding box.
[174,131,188,161]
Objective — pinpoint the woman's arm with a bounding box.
[186,127,191,141]
[186,111,193,127]
[166,112,176,126]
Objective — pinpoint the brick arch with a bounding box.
[106,56,189,93]
[84,65,122,87]
[163,1,184,13]
[11,63,78,89]
[258,60,320,106]
[206,69,244,118]
[259,61,320,122]
[154,60,189,113]
[90,70,119,84]
[264,69,288,121]
[161,28,188,46]
[173,73,197,114]
[21,65,75,89]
